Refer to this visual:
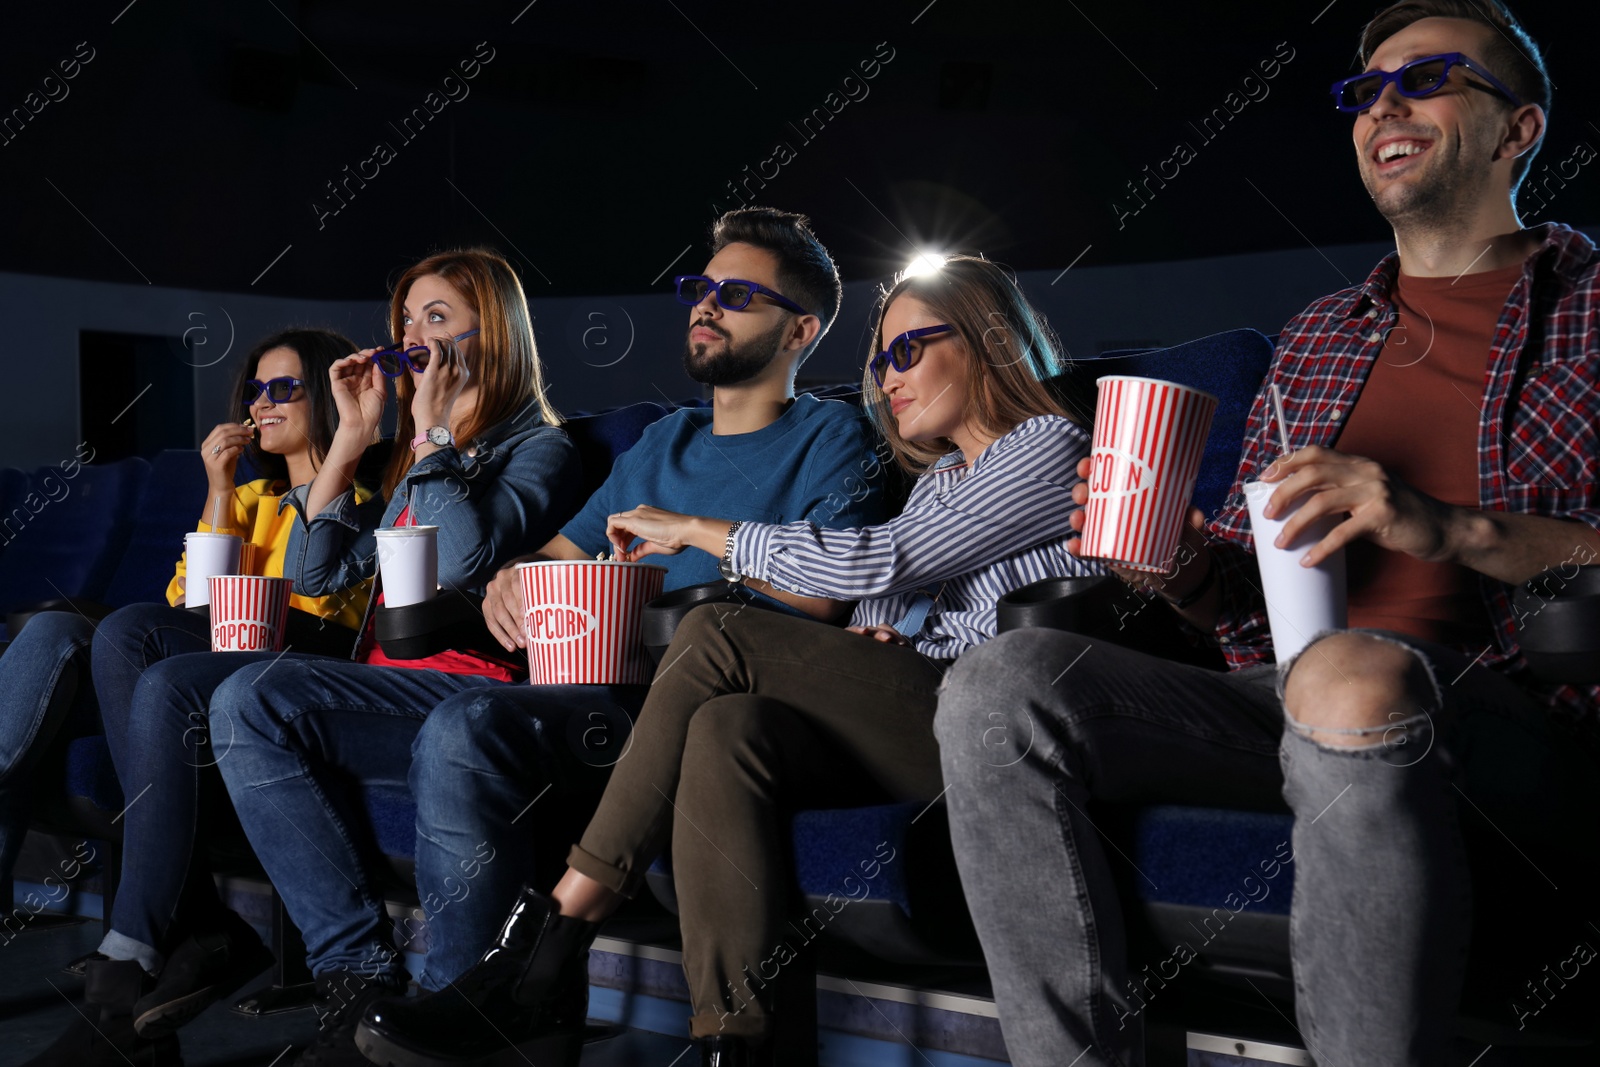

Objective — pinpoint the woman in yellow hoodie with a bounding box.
[0,327,374,915]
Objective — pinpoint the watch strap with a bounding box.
[410,426,454,451]
[721,520,745,581]
[891,583,944,641]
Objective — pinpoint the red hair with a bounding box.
[382,249,561,498]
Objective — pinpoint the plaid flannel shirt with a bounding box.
[1206,222,1600,733]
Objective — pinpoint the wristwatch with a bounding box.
[411,425,454,451]
[719,520,745,584]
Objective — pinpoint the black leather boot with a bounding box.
[355,885,599,1067]
[23,958,181,1066]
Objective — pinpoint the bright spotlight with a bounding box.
[903,252,948,277]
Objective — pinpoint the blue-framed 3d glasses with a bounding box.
[673,275,810,317]
[871,324,954,388]
[373,328,481,377]
[1330,52,1522,112]
[242,377,305,405]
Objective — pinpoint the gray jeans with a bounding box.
[934,628,1600,1067]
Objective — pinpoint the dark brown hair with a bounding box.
[228,328,353,483]
[1356,0,1549,186]
[862,255,1085,474]
[709,206,842,362]
[383,249,561,498]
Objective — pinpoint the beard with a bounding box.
[682,316,788,386]
[1359,122,1495,233]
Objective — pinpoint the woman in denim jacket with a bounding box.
[29,249,582,1067]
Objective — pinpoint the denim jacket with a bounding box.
[281,401,584,601]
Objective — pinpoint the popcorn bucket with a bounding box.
[208,575,294,652]
[1080,375,1218,573]
[516,561,668,684]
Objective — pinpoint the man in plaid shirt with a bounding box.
[935,1,1599,1064]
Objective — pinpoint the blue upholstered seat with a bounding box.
[1126,805,1294,916]
[564,402,672,502]
[99,450,208,608]
[361,786,419,861]
[0,457,151,627]
[0,467,29,563]
[63,735,124,814]
[1084,327,1275,520]
[685,802,1298,920]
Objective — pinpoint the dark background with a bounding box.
[5,0,1596,301]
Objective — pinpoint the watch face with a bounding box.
[428,426,452,445]
[718,558,742,583]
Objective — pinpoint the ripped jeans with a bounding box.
[936,628,1600,1067]
[1279,629,1600,1065]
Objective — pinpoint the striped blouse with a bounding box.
[729,414,1106,659]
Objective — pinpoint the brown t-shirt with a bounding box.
[1333,263,1523,647]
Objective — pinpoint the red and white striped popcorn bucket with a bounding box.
[1080,376,1219,573]
[517,561,668,685]
[208,575,294,652]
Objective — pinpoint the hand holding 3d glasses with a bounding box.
[326,349,390,450]
[323,328,481,451]
[404,331,476,437]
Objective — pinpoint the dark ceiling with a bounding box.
[6,0,1596,301]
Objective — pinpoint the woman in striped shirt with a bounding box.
[355,256,1105,1067]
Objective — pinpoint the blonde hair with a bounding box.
[383,249,562,498]
[862,255,1086,473]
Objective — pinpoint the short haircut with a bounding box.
[1357,0,1549,187]
[709,207,843,361]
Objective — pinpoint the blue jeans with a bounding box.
[409,684,644,989]
[212,660,506,979]
[91,602,214,793]
[99,641,315,971]
[0,603,214,890]
[0,612,100,880]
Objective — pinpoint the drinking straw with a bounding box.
[212,493,223,531]
[1269,383,1292,456]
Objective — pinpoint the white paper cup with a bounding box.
[1243,480,1348,663]
[184,533,243,607]
[208,575,294,652]
[376,526,440,607]
[517,561,668,685]
[1081,376,1219,573]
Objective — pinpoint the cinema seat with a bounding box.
[0,468,28,564]
[0,457,151,638]
[566,401,672,502]
[97,450,209,609]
